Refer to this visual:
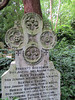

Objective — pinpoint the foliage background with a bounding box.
[0,0,75,99]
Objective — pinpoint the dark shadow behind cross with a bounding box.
[0,0,9,10]
[0,0,42,17]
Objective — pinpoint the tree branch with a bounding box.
[55,0,61,30]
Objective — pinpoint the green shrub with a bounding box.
[49,45,75,100]
[0,97,19,100]
[56,25,75,45]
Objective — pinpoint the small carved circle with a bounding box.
[24,46,40,63]
[40,31,56,49]
[5,27,24,50]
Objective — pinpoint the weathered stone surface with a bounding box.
[0,42,4,49]
[1,13,60,100]
[2,50,60,100]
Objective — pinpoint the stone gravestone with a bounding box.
[1,13,60,100]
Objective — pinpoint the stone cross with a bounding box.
[1,13,60,100]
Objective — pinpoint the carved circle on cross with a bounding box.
[24,45,41,63]
[5,27,24,50]
[21,13,43,35]
[40,30,57,49]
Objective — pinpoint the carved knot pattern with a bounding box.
[25,46,40,63]
[25,16,39,31]
[5,28,24,50]
[22,13,43,36]
[40,31,56,49]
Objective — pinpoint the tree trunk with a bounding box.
[55,0,61,30]
[50,0,53,30]
[23,0,42,17]
[50,0,52,22]
[0,0,9,10]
